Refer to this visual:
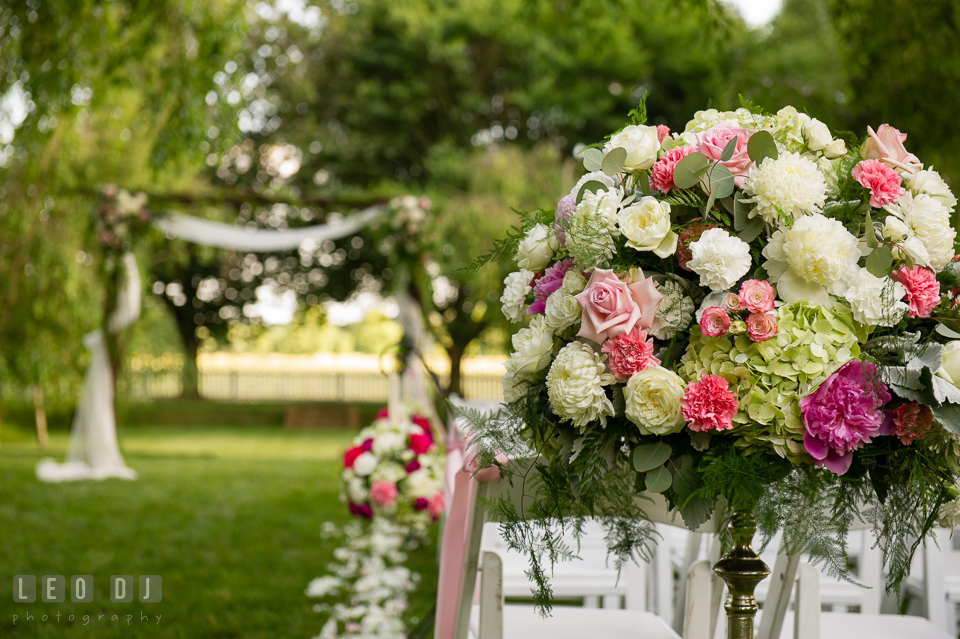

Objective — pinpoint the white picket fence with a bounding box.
[119,353,506,402]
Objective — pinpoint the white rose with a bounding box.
[906,169,957,212]
[546,342,615,431]
[559,269,587,295]
[624,366,687,435]
[687,228,752,291]
[516,223,559,271]
[604,125,661,172]
[504,317,555,375]
[571,171,618,199]
[347,477,368,502]
[502,370,533,404]
[803,118,832,152]
[823,138,847,160]
[352,452,377,477]
[543,292,581,333]
[617,197,678,258]
[843,268,907,327]
[884,192,956,271]
[372,432,406,455]
[937,341,960,386]
[500,270,534,323]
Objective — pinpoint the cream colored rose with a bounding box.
[617,197,678,258]
[823,139,847,159]
[543,293,581,333]
[516,223,559,271]
[504,318,555,375]
[937,341,960,386]
[803,118,832,152]
[624,366,687,435]
[604,125,661,172]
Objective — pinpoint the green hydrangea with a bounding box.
[679,302,870,459]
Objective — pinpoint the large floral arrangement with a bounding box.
[340,408,445,530]
[468,100,960,604]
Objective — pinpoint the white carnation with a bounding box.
[762,213,861,306]
[648,277,695,340]
[543,292,581,333]
[843,268,907,327]
[546,342,615,431]
[687,228,752,291]
[504,317,555,375]
[516,223,559,271]
[352,452,377,477]
[741,151,827,224]
[884,192,956,271]
[906,169,957,212]
[803,117,833,152]
[939,495,960,528]
[604,125,660,172]
[618,196,678,258]
[500,270,534,323]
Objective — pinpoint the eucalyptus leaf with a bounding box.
[582,147,603,172]
[720,135,739,162]
[672,468,699,497]
[673,152,710,190]
[738,216,763,243]
[937,323,960,340]
[645,465,673,493]
[865,246,892,277]
[901,244,929,268]
[733,192,751,231]
[702,163,735,199]
[864,210,878,249]
[601,147,627,176]
[577,180,608,203]
[633,442,672,472]
[719,196,735,215]
[704,191,718,218]
[747,130,778,164]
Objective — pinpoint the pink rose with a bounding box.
[746,312,777,342]
[852,159,905,208]
[862,124,921,173]
[574,268,663,345]
[656,125,671,143]
[681,374,738,432]
[699,306,730,337]
[738,279,776,313]
[649,145,695,194]
[724,293,743,314]
[601,328,661,381]
[427,492,445,519]
[892,265,941,318]
[695,124,753,187]
[370,480,398,507]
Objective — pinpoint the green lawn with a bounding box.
[0,423,440,638]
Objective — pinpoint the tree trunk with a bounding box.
[163,297,202,399]
[32,386,49,449]
[446,341,466,398]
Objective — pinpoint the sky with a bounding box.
[722,0,783,26]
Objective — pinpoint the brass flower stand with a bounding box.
[713,510,770,639]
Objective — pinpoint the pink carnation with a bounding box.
[649,145,695,193]
[738,280,776,313]
[746,312,777,342]
[800,360,890,475]
[370,480,398,507]
[427,492,445,519]
[656,125,671,143]
[891,265,940,318]
[891,402,934,445]
[699,306,730,337]
[681,374,739,432]
[601,328,660,381]
[528,258,574,315]
[852,159,905,208]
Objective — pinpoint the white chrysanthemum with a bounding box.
[741,151,827,224]
[502,370,532,404]
[504,317,555,375]
[762,213,861,306]
[618,196,678,257]
[500,270,534,323]
[843,268,907,327]
[352,452,377,477]
[546,342,616,431]
[687,228,752,291]
[648,277,695,340]
[543,292,581,333]
[905,169,957,212]
[939,495,960,528]
[624,366,687,436]
[515,223,559,271]
[883,192,956,271]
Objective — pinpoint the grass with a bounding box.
[0,422,440,638]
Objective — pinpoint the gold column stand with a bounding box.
[713,509,770,639]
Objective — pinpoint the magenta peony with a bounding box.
[891,402,934,445]
[738,279,776,313]
[348,502,373,519]
[746,312,777,342]
[601,328,661,381]
[370,480,398,507]
[413,497,429,511]
[852,159,905,208]
[528,258,574,315]
[405,459,421,473]
[799,360,891,475]
[574,268,663,345]
[649,145,695,193]
[699,306,730,337]
[891,265,941,318]
[681,374,739,432]
[695,124,753,187]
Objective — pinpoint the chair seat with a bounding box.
[775,611,953,639]
[471,605,680,639]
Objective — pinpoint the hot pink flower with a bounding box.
[574,268,663,345]
[746,312,777,342]
[656,125,671,143]
[409,432,433,455]
[891,265,940,318]
[405,459,421,473]
[800,360,890,475]
[852,159,905,208]
[528,258,574,315]
[413,497,429,511]
[348,502,372,519]
[370,480,398,507]
[891,402,934,445]
[412,415,434,442]
[699,306,730,337]
[695,124,753,187]
[427,492,445,519]
[601,328,660,381]
[375,408,389,420]
[360,438,374,452]
[681,374,739,432]
[738,279,776,313]
[343,446,364,469]
[649,145,695,193]
[862,124,921,173]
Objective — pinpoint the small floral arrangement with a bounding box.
[97,185,154,250]
[470,99,960,604]
[340,408,445,530]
